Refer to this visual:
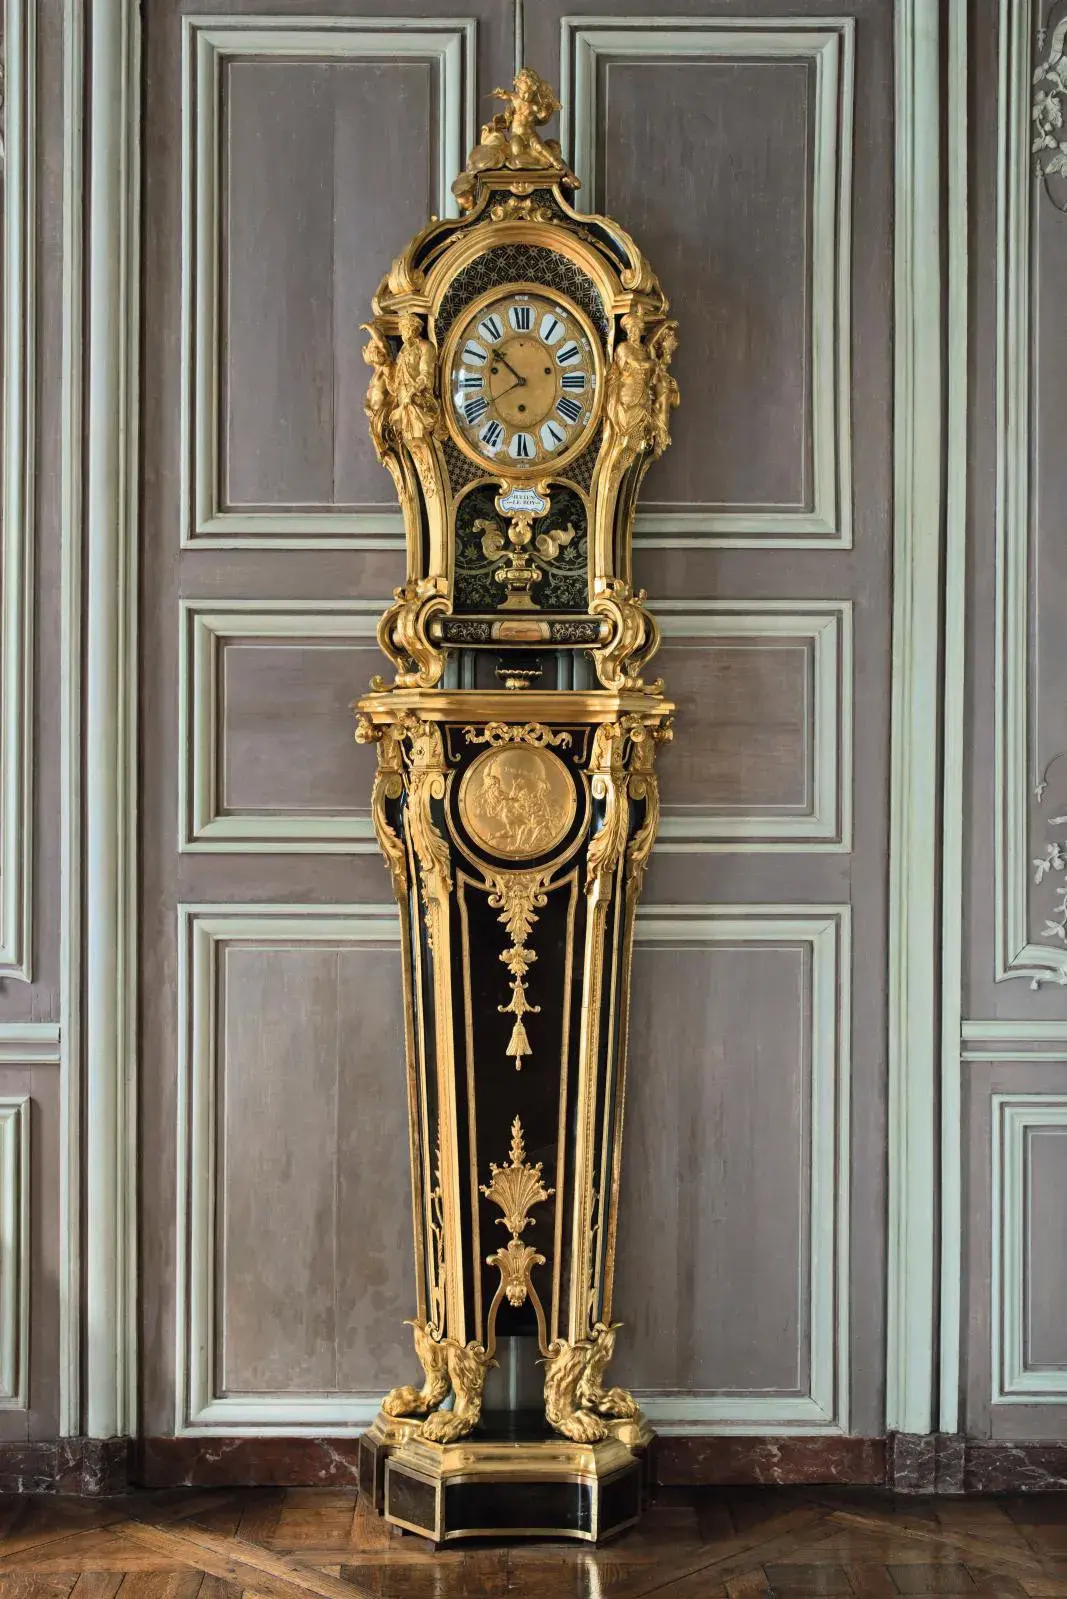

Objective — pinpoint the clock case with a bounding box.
[355,70,678,1545]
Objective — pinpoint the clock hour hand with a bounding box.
[491,348,527,386]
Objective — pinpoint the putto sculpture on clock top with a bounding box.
[354,66,678,1545]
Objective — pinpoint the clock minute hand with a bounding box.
[492,348,527,386]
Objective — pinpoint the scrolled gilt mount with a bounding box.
[355,68,678,1546]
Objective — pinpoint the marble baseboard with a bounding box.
[4,1434,1067,1493]
[963,1442,1067,1494]
[0,1437,130,1495]
[136,1437,364,1488]
[655,1436,887,1486]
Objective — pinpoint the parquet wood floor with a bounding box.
[2,1486,1067,1599]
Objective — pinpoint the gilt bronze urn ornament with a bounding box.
[354,67,678,1544]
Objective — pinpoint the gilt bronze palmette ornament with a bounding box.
[354,67,678,1545]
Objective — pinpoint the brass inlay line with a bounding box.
[551,873,579,1345]
[457,876,484,1339]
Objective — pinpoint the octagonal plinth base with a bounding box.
[378,1409,652,1544]
[358,1411,423,1511]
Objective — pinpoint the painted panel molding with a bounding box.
[885,0,947,1437]
[993,0,1067,986]
[991,1093,1067,1403]
[0,1097,30,1409]
[176,903,849,1435]
[180,16,475,548]
[0,0,36,977]
[560,17,854,547]
[175,903,409,1432]
[0,1023,60,1065]
[653,602,852,852]
[178,600,385,853]
[83,0,141,1441]
[633,906,851,1435]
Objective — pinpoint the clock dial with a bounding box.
[446,289,600,473]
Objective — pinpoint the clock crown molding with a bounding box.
[452,66,579,211]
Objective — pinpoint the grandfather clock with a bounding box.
[354,69,678,1544]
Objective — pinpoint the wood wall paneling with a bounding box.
[181,16,476,547]
[964,1061,1067,1441]
[140,1,506,1440]
[179,601,385,852]
[654,603,851,851]
[1,0,36,979]
[992,1093,1067,1405]
[176,906,411,1432]
[559,17,854,547]
[176,904,848,1435]
[0,1053,61,1442]
[622,907,850,1434]
[0,1097,30,1410]
[143,0,895,1453]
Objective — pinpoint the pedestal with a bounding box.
[355,691,670,1541]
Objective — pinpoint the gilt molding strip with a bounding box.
[0,0,36,978]
[560,17,854,548]
[176,902,849,1436]
[179,16,476,549]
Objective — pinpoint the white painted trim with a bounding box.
[993,0,1060,985]
[0,0,36,978]
[992,1094,1067,1403]
[964,1053,1067,1064]
[885,0,944,1437]
[180,16,475,550]
[963,1021,1067,1044]
[939,0,969,1436]
[0,1099,30,1409]
[561,17,854,550]
[59,0,87,1438]
[0,1023,61,1065]
[962,1022,1067,1063]
[177,902,849,1435]
[652,601,852,852]
[179,599,384,853]
[84,0,141,1439]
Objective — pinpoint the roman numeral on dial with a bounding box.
[463,396,489,424]
[508,304,534,331]
[560,371,586,390]
[540,420,566,450]
[456,372,483,390]
[539,313,564,343]
[555,341,581,365]
[480,420,505,450]
[509,432,535,460]
[463,341,488,364]
[556,396,583,424]
[477,314,504,342]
